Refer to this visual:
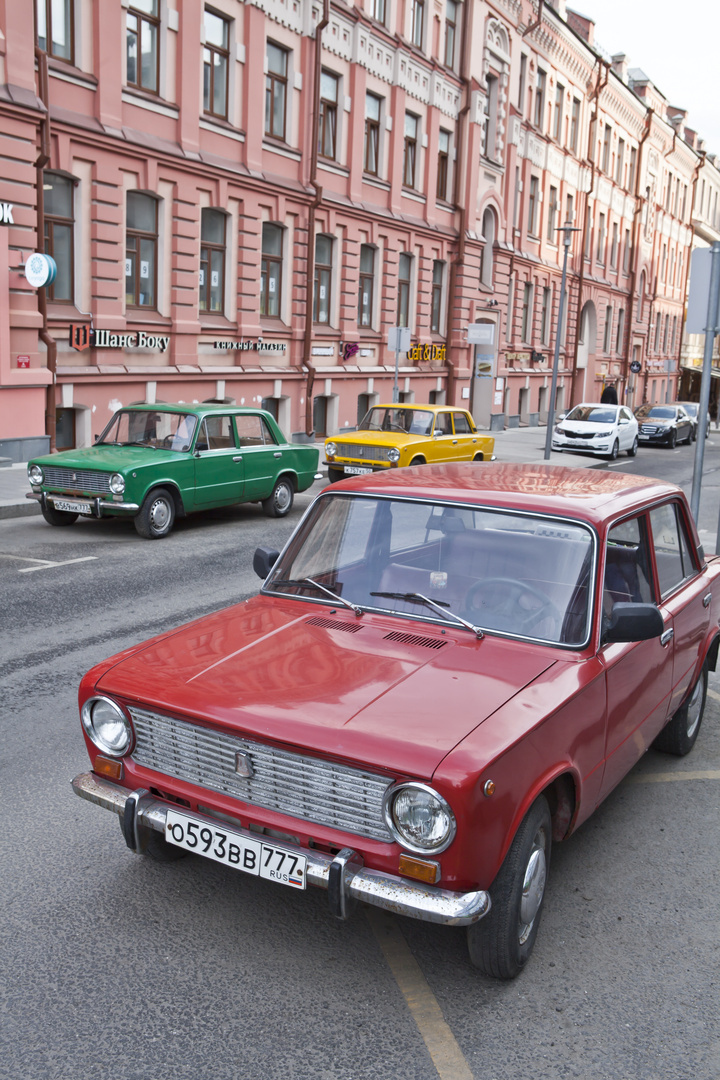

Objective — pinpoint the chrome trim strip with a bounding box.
[72,772,490,927]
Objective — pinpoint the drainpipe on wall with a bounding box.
[302,0,329,438]
[34,44,56,451]
[445,0,472,407]
[622,108,653,403]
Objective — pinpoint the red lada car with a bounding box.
[73,464,719,978]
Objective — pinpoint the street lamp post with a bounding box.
[544,222,580,460]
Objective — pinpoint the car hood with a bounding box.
[330,430,427,448]
[96,598,558,779]
[638,416,673,426]
[30,445,183,472]
[559,420,615,432]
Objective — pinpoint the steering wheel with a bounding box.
[465,576,561,634]
[162,435,175,447]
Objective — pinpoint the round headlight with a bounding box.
[326,442,337,458]
[387,447,401,463]
[109,473,125,495]
[28,464,44,485]
[383,782,456,854]
[81,697,133,757]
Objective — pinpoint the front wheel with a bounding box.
[668,430,677,449]
[467,796,551,979]
[608,439,620,460]
[134,487,176,539]
[409,457,426,467]
[653,663,707,756]
[262,476,294,517]
[627,436,638,457]
[328,466,345,483]
[41,504,79,527]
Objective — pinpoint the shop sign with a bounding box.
[0,202,14,224]
[407,343,447,362]
[69,325,170,351]
[17,355,30,368]
[25,252,57,288]
[630,360,642,373]
[215,338,287,353]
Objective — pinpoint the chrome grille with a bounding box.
[334,443,388,462]
[42,466,111,494]
[129,707,394,842]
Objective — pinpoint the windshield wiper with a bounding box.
[122,440,157,449]
[371,591,484,639]
[269,577,364,616]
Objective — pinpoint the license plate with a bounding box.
[164,809,306,889]
[52,498,93,514]
[344,465,373,475]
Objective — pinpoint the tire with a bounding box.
[653,663,707,756]
[668,430,677,449]
[409,457,426,467]
[626,436,638,457]
[328,466,345,483]
[134,487,176,539]
[684,427,693,445]
[608,439,619,460]
[467,795,552,979]
[262,476,294,518]
[144,832,188,862]
[41,503,79,526]
[473,453,486,462]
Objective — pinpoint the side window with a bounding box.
[236,415,277,446]
[434,412,452,435]
[604,516,654,611]
[453,412,472,434]
[650,503,697,597]
[202,415,235,450]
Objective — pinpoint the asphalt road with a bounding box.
[1,454,719,1080]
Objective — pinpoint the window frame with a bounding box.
[397,252,412,328]
[552,82,564,142]
[528,176,539,237]
[313,234,333,325]
[126,1,160,95]
[437,129,450,201]
[403,112,419,189]
[444,0,457,67]
[431,260,444,333]
[37,0,74,64]
[358,244,375,329]
[411,0,425,49]
[125,192,158,310]
[43,172,75,304]
[265,41,289,141]
[199,208,226,314]
[203,8,230,121]
[534,69,546,130]
[260,222,284,319]
[318,69,339,161]
[364,93,381,175]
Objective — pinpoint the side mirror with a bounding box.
[603,602,664,644]
[254,546,280,579]
[94,434,99,443]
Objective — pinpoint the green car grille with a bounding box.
[41,466,111,494]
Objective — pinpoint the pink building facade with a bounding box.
[0,0,709,457]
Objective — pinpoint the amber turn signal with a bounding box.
[94,756,123,781]
[398,854,441,884]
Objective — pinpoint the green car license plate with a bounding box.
[53,498,93,514]
[165,809,306,889]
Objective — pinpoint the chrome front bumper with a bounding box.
[72,772,490,927]
[27,492,140,515]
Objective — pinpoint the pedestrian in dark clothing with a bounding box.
[601,383,618,404]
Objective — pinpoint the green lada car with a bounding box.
[27,403,321,539]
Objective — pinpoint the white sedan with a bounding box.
[552,403,639,460]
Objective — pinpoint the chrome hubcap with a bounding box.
[275,484,291,512]
[685,677,704,739]
[150,498,171,531]
[519,834,547,945]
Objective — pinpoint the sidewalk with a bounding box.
[0,426,597,520]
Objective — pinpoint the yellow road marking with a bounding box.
[367,908,474,1080]
[631,769,720,783]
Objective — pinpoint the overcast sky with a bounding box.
[586,0,720,155]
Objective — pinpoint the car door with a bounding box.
[452,411,477,461]
[235,413,282,499]
[430,411,456,462]
[599,513,673,802]
[193,415,245,507]
[617,407,635,450]
[649,501,710,714]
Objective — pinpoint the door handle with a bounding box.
[703,592,712,608]
[452,440,458,445]
[233,455,243,462]
[660,628,674,647]
[274,452,282,458]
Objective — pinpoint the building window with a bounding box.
[623,228,631,273]
[540,286,551,345]
[318,70,339,160]
[372,0,386,24]
[358,244,375,328]
[569,98,580,153]
[506,275,515,342]
[565,192,574,225]
[260,223,283,317]
[265,42,288,140]
[482,76,498,159]
[364,93,381,175]
[437,129,450,200]
[603,306,613,353]
[653,312,661,352]
[126,0,159,94]
[480,208,495,287]
[313,235,333,324]
[521,282,533,342]
[518,54,527,114]
[397,253,412,327]
[431,260,444,332]
[199,209,225,313]
[444,0,457,67]
[596,212,606,262]
[663,313,670,354]
[43,173,74,303]
[547,186,558,241]
[610,222,619,269]
[411,0,424,48]
[601,124,611,173]
[528,176,539,236]
[616,308,625,354]
[126,192,157,308]
[203,10,229,120]
[534,69,546,130]
[584,203,592,260]
[37,0,74,63]
[552,83,563,141]
[628,146,637,192]
[616,138,625,186]
[403,113,418,188]
[671,315,677,353]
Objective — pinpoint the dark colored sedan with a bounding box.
[635,404,693,448]
[674,401,710,441]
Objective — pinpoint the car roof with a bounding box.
[372,404,466,413]
[123,402,268,417]
[329,462,683,527]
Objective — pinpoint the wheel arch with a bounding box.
[139,481,186,518]
[704,630,720,672]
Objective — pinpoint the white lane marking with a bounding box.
[631,769,720,784]
[17,556,98,573]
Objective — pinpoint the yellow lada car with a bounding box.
[325,404,495,481]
